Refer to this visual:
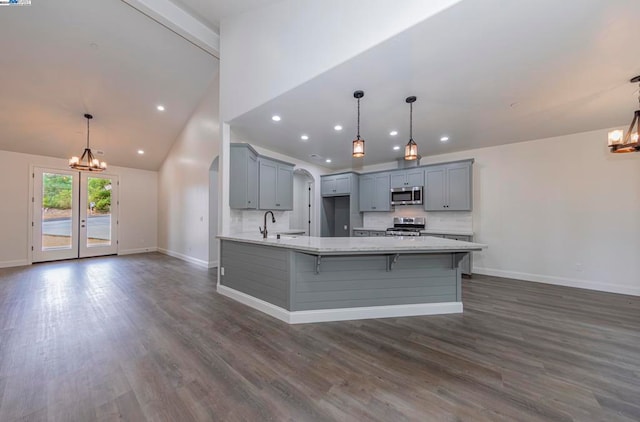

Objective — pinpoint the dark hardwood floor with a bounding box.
[0,253,638,421]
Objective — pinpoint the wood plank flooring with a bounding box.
[0,253,638,421]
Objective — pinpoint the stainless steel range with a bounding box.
[385,217,426,237]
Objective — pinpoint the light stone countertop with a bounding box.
[218,233,486,255]
[420,229,474,236]
[275,229,307,235]
[353,227,474,236]
[352,227,387,232]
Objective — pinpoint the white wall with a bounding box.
[158,72,220,267]
[415,128,639,296]
[0,150,158,267]
[219,0,462,122]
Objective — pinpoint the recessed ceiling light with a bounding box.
[301,135,309,140]
[440,136,449,142]
[325,159,332,163]
[390,131,398,136]
[137,150,145,155]
[334,125,342,131]
[157,105,165,111]
[393,146,401,150]
[272,115,281,122]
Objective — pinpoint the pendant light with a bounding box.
[69,114,107,172]
[608,75,640,153]
[352,90,365,158]
[404,96,418,160]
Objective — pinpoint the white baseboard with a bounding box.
[0,259,29,269]
[217,285,463,324]
[157,248,210,268]
[473,267,640,297]
[217,285,291,323]
[118,247,157,256]
[208,260,219,269]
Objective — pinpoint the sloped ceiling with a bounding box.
[0,0,218,170]
[170,0,281,31]
[230,0,640,170]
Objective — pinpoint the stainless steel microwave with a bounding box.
[390,186,423,205]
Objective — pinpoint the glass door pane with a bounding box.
[80,174,118,258]
[86,177,112,247]
[32,168,79,262]
[42,172,74,249]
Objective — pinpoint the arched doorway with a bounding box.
[292,168,315,236]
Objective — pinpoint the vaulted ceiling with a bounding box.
[2,0,639,172]
[230,0,640,170]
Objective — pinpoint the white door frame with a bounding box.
[31,167,80,263]
[29,166,119,263]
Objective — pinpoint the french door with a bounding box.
[32,167,118,263]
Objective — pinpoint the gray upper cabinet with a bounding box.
[258,157,294,210]
[321,174,352,196]
[229,143,258,209]
[390,168,424,188]
[359,172,391,212]
[424,161,472,211]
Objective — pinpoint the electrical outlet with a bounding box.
[575,262,583,272]
[221,267,225,276]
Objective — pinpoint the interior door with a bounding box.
[32,168,80,263]
[79,173,118,258]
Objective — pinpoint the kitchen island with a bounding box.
[217,234,486,324]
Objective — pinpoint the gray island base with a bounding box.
[217,234,486,324]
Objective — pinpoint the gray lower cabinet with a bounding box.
[390,168,424,188]
[229,143,258,209]
[445,235,472,275]
[428,234,472,275]
[359,172,392,212]
[353,229,387,237]
[258,157,294,210]
[424,160,472,211]
[321,174,352,196]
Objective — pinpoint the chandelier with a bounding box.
[69,114,107,171]
[608,76,640,153]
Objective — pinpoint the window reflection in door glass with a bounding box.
[86,177,112,247]
[41,173,73,250]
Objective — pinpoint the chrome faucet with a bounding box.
[259,211,276,239]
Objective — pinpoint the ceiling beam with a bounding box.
[120,0,220,58]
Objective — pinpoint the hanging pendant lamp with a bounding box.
[608,75,640,153]
[404,96,418,160]
[69,114,107,172]
[352,90,365,158]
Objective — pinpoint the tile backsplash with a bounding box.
[362,205,472,232]
[230,209,291,234]
[229,207,472,235]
